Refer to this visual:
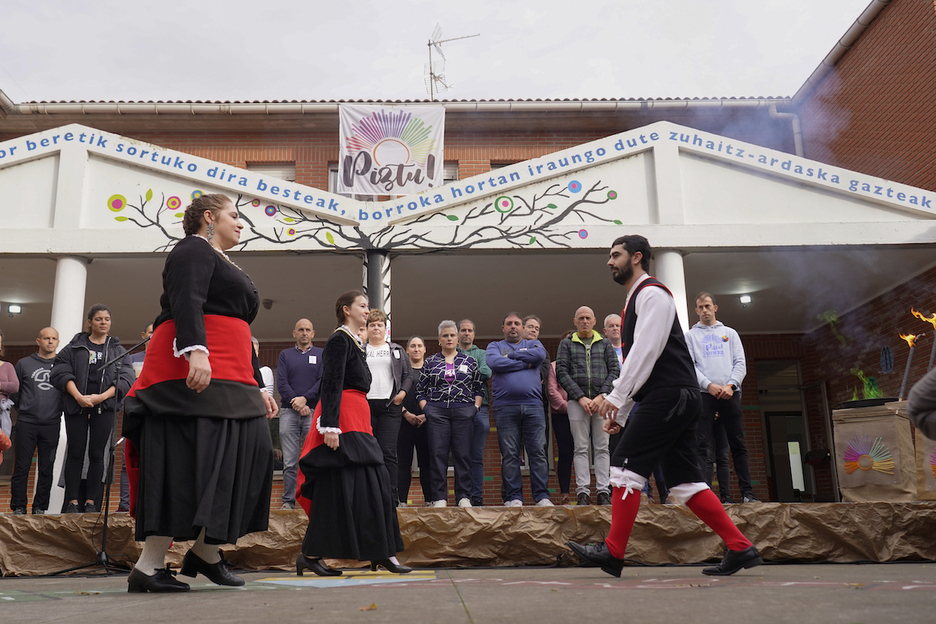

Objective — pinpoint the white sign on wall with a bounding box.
[337,104,444,196]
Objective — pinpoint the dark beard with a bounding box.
[612,262,633,285]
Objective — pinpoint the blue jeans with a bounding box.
[470,406,490,500]
[493,404,550,503]
[279,407,312,505]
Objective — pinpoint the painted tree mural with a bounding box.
[106,179,623,252]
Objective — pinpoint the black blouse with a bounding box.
[154,236,259,352]
[318,329,372,430]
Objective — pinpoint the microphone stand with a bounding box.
[47,336,150,576]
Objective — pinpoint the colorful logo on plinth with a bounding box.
[843,434,895,475]
[930,447,936,479]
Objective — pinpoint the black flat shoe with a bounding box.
[370,559,412,574]
[127,566,190,593]
[296,553,341,577]
[568,541,625,577]
[702,545,763,576]
[180,549,245,586]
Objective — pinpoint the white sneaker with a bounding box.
[429,500,447,508]
[457,498,472,508]
[535,498,554,507]
[504,499,523,507]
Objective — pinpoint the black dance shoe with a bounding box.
[567,541,625,577]
[702,545,763,576]
[180,549,245,586]
[370,559,412,574]
[65,502,81,514]
[127,566,190,593]
[296,553,342,577]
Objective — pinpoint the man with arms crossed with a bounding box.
[486,313,552,507]
[568,235,761,577]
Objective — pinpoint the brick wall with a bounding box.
[797,0,936,192]
[801,264,936,405]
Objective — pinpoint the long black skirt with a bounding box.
[303,463,404,561]
[134,414,273,544]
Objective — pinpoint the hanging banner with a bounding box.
[338,104,444,196]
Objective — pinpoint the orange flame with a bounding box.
[911,307,936,329]
[900,333,919,348]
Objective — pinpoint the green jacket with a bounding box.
[556,330,620,401]
[459,344,492,406]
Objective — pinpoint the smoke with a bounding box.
[795,67,851,164]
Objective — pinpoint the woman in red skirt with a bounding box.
[123,194,277,592]
[295,290,408,576]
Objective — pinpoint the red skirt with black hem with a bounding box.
[122,315,272,537]
[296,389,384,515]
[296,389,402,559]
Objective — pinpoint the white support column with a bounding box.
[654,249,690,332]
[48,255,88,514]
[363,250,392,338]
[50,256,88,341]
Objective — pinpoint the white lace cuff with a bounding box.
[316,416,341,435]
[173,339,209,360]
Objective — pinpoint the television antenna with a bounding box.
[425,24,480,101]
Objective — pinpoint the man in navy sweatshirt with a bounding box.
[685,293,758,503]
[486,312,552,507]
[276,318,323,510]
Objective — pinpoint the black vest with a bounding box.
[622,277,697,400]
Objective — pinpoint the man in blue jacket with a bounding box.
[486,312,552,507]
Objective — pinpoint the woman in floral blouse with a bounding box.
[416,320,483,508]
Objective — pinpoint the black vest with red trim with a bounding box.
[622,277,697,400]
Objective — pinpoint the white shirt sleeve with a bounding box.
[605,282,676,424]
[260,366,275,395]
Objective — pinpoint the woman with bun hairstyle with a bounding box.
[295,290,409,576]
[121,194,277,593]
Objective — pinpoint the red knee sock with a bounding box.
[605,487,641,559]
[685,489,752,551]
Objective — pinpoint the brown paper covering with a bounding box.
[832,402,916,501]
[3,503,936,576]
[914,429,936,501]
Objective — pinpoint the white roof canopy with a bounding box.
[1,121,933,343]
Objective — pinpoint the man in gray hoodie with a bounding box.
[685,293,759,503]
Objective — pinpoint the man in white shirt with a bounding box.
[568,234,761,578]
